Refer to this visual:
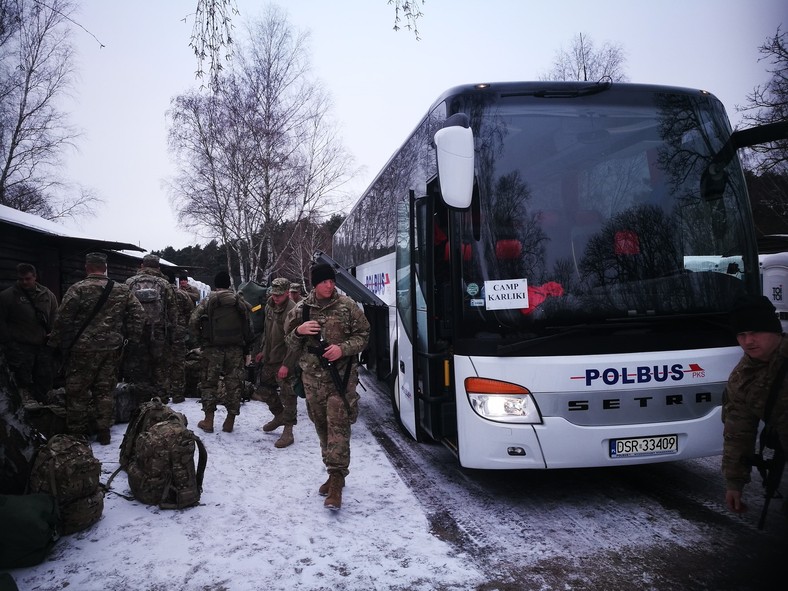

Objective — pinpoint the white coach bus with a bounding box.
[326,81,786,469]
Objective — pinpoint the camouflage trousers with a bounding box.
[122,339,170,401]
[255,362,298,425]
[63,348,121,434]
[168,339,187,400]
[199,345,244,415]
[302,369,360,477]
[3,342,53,403]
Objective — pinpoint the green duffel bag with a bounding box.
[0,493,60,569]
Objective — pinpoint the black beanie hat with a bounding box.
[214,271,231,289]
[730,295,782,335]
[310,263,336,287]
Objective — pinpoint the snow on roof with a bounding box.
[0,204,144,252]
[0,203,95,239]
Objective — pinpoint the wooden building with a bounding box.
[0,204,154,300]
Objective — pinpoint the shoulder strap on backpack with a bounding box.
[194,435,208,491]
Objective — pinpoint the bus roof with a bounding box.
[341,81,722,231]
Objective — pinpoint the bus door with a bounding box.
[415,193,456,443]
[394,195,420,440]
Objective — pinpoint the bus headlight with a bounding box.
[465,377,542,424]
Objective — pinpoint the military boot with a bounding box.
[262,414,285,432]
[222,413,236,433]
[323,473,345,510]
[274,424,294,448]
[318,477,331,496]
[198,411,215,433]
[96,428,111,445]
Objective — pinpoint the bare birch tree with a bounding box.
[737,26,787,174]
[191,0,424,90]
[169,5,354,284]
[540,32,628,82]
[0,0,97,219]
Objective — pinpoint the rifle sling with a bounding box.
[68,279,115,351]
[763,360,788,426]
[302,303,353,414]
[755,357,788,530]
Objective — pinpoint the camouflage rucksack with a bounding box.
[118,398,183,469]
[27,434,104,535]
[128,275,168,342]
[125,414,207,510]
[206,291,253,347]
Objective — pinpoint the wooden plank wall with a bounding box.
[0,223,150,301]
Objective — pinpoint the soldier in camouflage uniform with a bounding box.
[189,271,253,434]
[253,277,300,448]
[289,283,303,303]
[722,295,788,514]
[47,252,145,444]
[124,254,178,402]
[0,263,59,404]
[284,263,370,510]
[170,273,195,403]
[179,274,201,305]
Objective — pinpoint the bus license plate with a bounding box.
[609,435,678,458]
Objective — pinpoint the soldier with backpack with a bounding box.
[47,253,145,444]
[189,271,254,434]
[124,254,178,403]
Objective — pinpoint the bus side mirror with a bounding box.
[434,114,474,209]
[701,120,788,201]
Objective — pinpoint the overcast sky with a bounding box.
[59,0,786,251]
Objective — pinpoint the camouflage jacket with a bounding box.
[48,274,145,352]
[254,296,298,369]
[0,282,59,346]
[284,289,370,380]
[722,336,788,491]
[181,284,201,304]
[125,268,178,335]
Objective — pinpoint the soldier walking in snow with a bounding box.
[285,263,369,510]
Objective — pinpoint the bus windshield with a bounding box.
[449,89,756,343]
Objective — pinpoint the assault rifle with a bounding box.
[751,428,785,530]
[313,332,352,415]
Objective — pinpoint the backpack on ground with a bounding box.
[0,493,60,569]
[118,398,183,469]
[27,434,103,535]
[125,415,207,509]
[206,292,253,347]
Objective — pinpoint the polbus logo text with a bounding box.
[576,363,705,387]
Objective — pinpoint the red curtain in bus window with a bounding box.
[521,281,564,315]
[495,239,522,260]
[614,230,640,255]
[444,242,472,261]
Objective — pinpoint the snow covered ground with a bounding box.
[7,393,485,591]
